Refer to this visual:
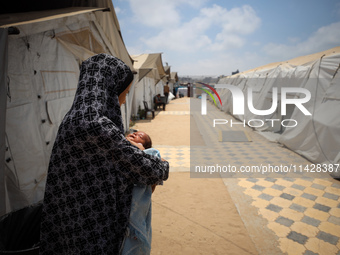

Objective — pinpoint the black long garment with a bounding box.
[39,54,169,254]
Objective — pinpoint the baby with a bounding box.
[122,131,162,254]
[126,131,152,150]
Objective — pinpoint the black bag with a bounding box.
[0,203,42,254]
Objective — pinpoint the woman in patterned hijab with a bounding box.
[39,54,169,254]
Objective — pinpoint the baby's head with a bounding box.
[126,131,152,149]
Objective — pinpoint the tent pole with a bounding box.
[0,28,8,216]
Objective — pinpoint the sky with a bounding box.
[113,0,340,77]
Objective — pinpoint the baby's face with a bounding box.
[126,131,148,147]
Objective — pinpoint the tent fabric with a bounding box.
[0,7,106,27]
[0,3,133,70]
[168,72,179,92]
[0,29,8,217]
[278,54,340,169]
[164,65,171,79]
[130,54,167,116]
[236,46,340,75]
[130,77,158,117]
[132,53,166,82]
[0,1,136,216]
[170,72,178,83]
[216,46,340,172]
[1,0,111,14]
[122,76,138,132]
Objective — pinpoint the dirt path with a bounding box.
[132,98,258,255]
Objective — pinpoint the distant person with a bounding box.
[122,131,164,255]
[164,82,170,103]
[154,94,166,110]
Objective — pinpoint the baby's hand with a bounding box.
[126,137,145,150]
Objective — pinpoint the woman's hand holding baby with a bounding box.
[126,137,145,150]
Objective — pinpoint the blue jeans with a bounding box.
[121,148,161,255]
[121,184,152,255]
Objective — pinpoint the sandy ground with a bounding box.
[132,98,258,255]
[151,172,258,255]
[132,115,191,146]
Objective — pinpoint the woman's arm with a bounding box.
[92,119,169,185]
[113,138,169,185]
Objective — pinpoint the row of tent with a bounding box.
[214,46,340,177]
[0,1,178,216]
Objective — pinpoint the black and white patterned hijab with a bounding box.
[71,53,133,133]
[40,54,169,254]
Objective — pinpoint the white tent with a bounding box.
[169,71,179,94]
[131,53,167,117]
[216,47,340,174]
[0,1,136,216]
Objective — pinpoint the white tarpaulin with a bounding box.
[278,54,340,168]
[0,2,135,216]
[0,29,8,214]
[216,47,340,175]
[131,53,167,117]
